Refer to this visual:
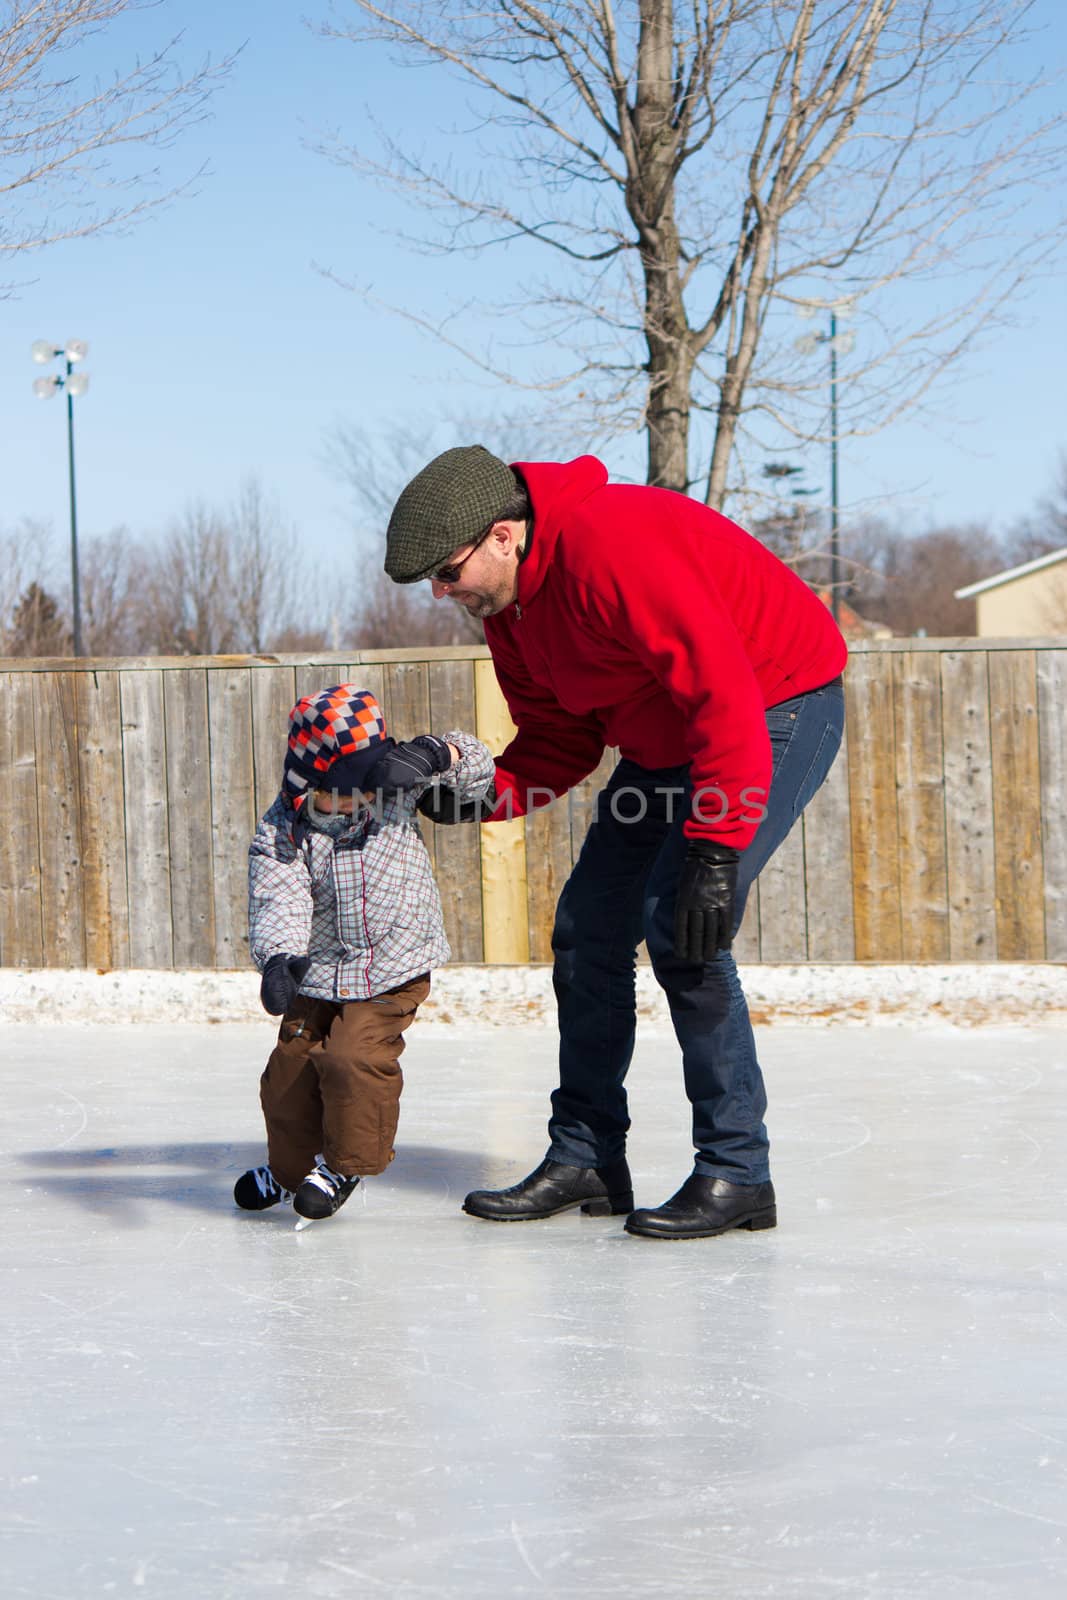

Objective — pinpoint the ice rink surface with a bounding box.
[3,1020,1066,1599]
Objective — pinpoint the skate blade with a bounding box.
[294,1215,315,1232]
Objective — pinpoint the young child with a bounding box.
[235,683,495,1224]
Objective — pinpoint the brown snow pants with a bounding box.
[259,974,431,1190]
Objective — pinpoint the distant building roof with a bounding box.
[954,546,1067,600]
[815,589,893,639]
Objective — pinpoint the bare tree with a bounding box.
[230,478,298,651]
[0,517,57,646]
[1000,451,1067,632]
[839,517,1006,634]
[1006,448,1067,563]
[3,489,346,658]
[325,418,446,528]
[325,412,569,529]
[136,502,240,654]
[131,484,321,655]
[350,566,481,647]
[326,415,564,637]
[3,581,69,654]
[78,527,149,654]
[270,623,335,652]
[319,1,1064,504]
[0,517,140,655]
[1,0,230,290]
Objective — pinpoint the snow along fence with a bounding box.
[0,639,1064,971]
[2,964,1066,1028]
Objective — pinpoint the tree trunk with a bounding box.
[705,222,775,508]
[705,364,741,509]
[643,272,692,493]
[634,0,692,493]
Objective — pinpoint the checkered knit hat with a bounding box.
[282,685,394,811]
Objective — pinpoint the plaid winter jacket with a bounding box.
[248,730,495,1001]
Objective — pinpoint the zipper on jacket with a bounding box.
[514,600,523,620]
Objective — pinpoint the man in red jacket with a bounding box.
[385,447,847,1239]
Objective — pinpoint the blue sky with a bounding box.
[3,0,1065,580]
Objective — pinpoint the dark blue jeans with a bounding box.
[548,679,845,1183]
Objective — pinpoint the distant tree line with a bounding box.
[3,453,1064,659]
[0,476,478,659]
[751,452,1066,635]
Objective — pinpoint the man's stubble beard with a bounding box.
[449,551,520,620]
[452,588,507,620]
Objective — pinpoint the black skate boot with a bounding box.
[293,1161,360,1221]
[234,1165,292,1211]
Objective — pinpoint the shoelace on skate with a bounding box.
[253,1166,291,1202]
[305,1163,349,1198]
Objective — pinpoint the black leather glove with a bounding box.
[416,782,497,825]
[260,953,311,1016]
[364,735,453,793]
[673,841,740,962]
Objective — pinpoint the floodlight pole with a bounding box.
[32,341,87,656]
[795,307,850,623]
[65,355,83,658]
[829,310,840,624]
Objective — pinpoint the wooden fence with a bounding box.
[0,640,1063,969]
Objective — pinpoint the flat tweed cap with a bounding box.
[384,444,518,583]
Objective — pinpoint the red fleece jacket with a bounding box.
[483,457,847,852]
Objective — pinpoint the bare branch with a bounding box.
[0,1,233,285]
[317,0,1066,501]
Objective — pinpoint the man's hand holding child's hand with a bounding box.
[365,735,454,792]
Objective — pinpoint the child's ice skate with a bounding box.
[293,1161,360,1226]
[234,1165,292,1211]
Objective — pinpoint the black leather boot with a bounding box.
[625,1174,776,1239]
[463,1157,634,1221]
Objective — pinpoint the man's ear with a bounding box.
[490,519,523,557]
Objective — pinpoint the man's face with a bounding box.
[428,521,522,619]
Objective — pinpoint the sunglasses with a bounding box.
[430,521,495,585]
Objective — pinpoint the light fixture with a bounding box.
[29,339,91,656]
